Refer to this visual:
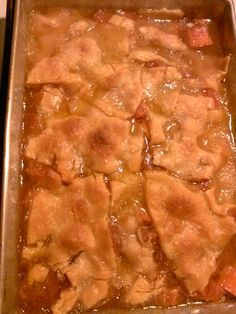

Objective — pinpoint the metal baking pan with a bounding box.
[1,0,236,313]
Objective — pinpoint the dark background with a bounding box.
[0,18,6,82]
[0,0,15,182]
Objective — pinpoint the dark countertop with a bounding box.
[0,0,14,97]
[0,18,6,88]
[0,0,6,83]
[0,18,6,87]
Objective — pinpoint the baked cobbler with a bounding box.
[18,7,236,313]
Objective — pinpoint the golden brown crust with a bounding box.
[25,109,143,182]
[151,94,226,180]
[145,171,236,293]
[92,67,143,119]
